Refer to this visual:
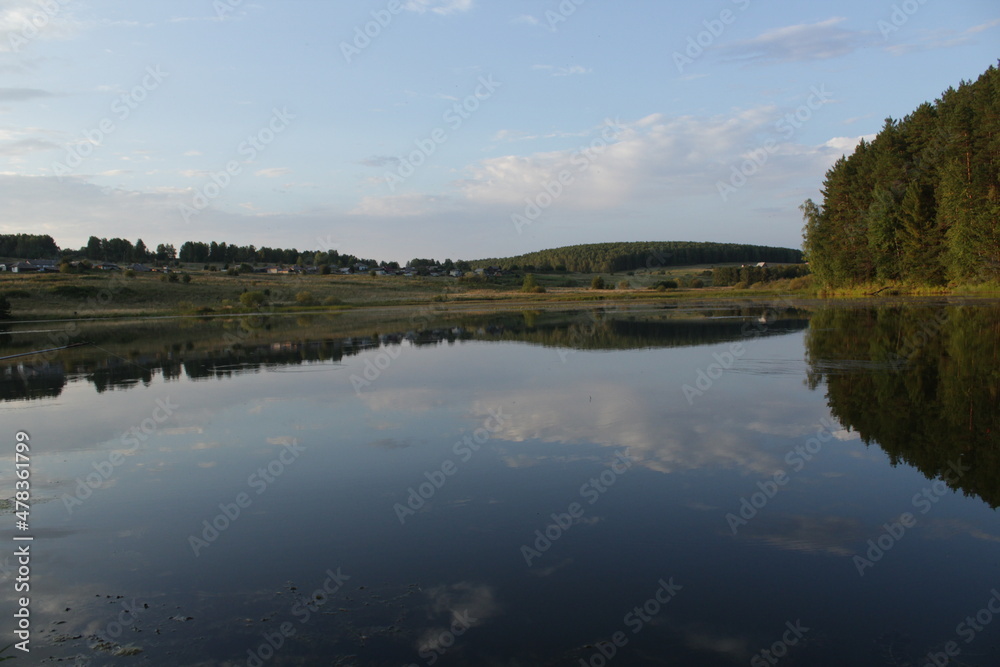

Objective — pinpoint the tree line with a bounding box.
[472,242,803,274]
[0,234,60,259]
[0,234,381,269]
[802,63,1000,287]
[712,264,811,287]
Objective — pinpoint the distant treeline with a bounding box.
[175,241,379,268]
[473,242,804,273]
[712,264,811,287]
[0,233,381,268]
[0,234,60,259]
[802,63,1000,287]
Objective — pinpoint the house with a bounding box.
[755,262,768,268]
[29,259,59,272]
[97,263,121,271]
[10,262,40,273]
[129,263,152,272]
[450,269,463,277]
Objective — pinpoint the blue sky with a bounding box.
[1,0,997,263]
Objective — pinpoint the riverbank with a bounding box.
[2,269,998,322]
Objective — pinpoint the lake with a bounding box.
[2,300,998,666]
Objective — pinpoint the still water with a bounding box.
[1,302,998,666]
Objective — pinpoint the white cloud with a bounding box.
[0,0,85,52]
[255,167,291,178]
[886,19,1000,56]
[349,193,452,218]
[402,0,473,16]
[723,17,878,64]
[532,64,591,77]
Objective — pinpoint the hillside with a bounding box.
[802,63,1000,287]
[471,241,803,273]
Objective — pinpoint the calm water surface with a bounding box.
[1,302,998,666]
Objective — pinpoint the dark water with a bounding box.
[1,302,998,666]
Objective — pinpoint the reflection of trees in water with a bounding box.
[805,305,1000,507]
[0,309,810,403]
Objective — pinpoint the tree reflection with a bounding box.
[806,305,1000,507]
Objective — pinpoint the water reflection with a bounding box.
[0,306,809,402]
[2,303,998,665]
[805,304,1000,507]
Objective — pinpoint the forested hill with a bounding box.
[472,242,803,273]
[802,63,1000,287]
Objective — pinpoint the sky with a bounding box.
[0,0,997,264]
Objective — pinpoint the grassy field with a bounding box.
[1,265,998,322]
[0,265,724,320]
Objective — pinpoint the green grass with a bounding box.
[2,267,998,322]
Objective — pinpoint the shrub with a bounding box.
[125,269,136,278]
[239,291,267,309]
[521,274,545,293]
[590,276,605,290]
[650,280,677,290]
[295,290,315,306]
[788,276,813,290]
[690,278,704,288]
[617,280,630,290]
[181,273,192,284]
